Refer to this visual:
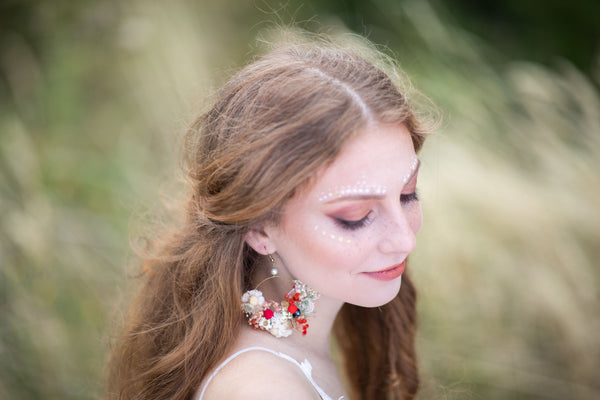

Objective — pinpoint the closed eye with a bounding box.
[400,191,419,205]
[333,212,373,231]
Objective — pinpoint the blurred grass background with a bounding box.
[1,1,598,399]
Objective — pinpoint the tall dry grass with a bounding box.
[399,2,600,399]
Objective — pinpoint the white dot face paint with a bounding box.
[313,225,352,244]
[403,155,419,184]
[317,154,419,203]
[318,182,388,203]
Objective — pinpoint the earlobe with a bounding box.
[244,229,275,255]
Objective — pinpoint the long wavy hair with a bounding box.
[106,35,430,400]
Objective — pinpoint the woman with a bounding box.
[106,35,431,400]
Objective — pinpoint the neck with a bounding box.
[299,296,343,357]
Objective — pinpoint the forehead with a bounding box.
[314,123,416,190]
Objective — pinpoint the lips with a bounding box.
[363,260,406,281]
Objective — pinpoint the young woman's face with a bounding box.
[264,123,422,307]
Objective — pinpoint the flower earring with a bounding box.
[241,280,320,338]
[241,254,320,338]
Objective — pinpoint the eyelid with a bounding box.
[332,211,373,231]
[325,202,372,219]
[400,190,419,205]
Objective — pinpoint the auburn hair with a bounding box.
[106,35,429,400]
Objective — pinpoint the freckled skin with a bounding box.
[264,123,422,308]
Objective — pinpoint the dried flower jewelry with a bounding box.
[241,280,320,338]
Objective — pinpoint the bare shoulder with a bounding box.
[199,348,321,400]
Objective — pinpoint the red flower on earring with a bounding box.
[241,280,320,338]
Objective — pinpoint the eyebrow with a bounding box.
[322,159,421,204]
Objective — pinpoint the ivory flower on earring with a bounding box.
[241,280,320,338]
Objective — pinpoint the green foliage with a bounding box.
[1,1,598,399]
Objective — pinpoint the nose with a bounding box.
[377,209,417,255]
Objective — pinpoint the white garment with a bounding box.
[197,346,344,400]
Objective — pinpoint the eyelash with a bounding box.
[333,212,373,231]
[400,190,419,205]
[332,190,419,231]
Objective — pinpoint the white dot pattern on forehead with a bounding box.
[402,155,419,184]
[318,181,387,203]
[317,155,418,203]
[313,225,352,244]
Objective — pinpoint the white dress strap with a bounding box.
[197,346,343,400]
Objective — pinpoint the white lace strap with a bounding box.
[197,346,339,400]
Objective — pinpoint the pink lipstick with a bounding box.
[363,260,406,281]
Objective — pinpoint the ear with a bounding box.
[244,228,276,255]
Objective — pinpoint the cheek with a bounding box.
[309,227,363,262]
[311,224,354,246]
[304,226,373,280]
[288,223,358,266]
[407,202,423,234]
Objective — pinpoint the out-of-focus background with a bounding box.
[1,0,598,399]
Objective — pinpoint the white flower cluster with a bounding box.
[241,290,264,314]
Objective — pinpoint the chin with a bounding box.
[351,276,402,308]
